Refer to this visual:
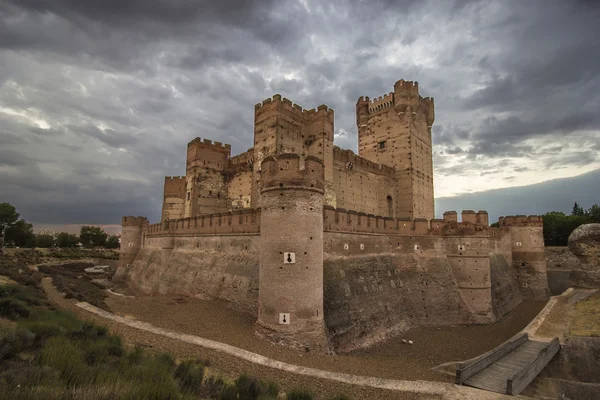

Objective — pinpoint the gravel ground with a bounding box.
[104,291,545,382]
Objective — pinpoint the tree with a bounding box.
[105,235,120,249]
[0,202,19,235]
[5,219,35,248]
[490,222,500,228]
[35,234,55,248]
[572,201,585,216]
[79,226,107,248]
[56,232,79,248]
[586,204,600,223]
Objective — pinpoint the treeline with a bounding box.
[542,202,599,246]
[0,202,119,249]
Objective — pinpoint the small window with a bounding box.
[378,140,387,149]
[187,192,190,201]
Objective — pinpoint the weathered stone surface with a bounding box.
[570,270,600,289]
[545,246,581,270]
[568,223,600,270]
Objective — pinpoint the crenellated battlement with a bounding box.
[323,206,490,236]
[229,148,254,166]
[368,92,395,114]
[394,79,420,101]
[121,216,148,227]
[255,94,334,122]
[165,176,185,181]
[187,137,231,153]
[499,215,543,227]
[146,208,261,237]
[261,154,325,192]
[333,146,395,177]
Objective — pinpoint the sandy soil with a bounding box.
[105,292,545,382]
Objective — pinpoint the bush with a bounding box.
[82,336,123,365]
[0,327,35,360]
[38,336,89,387]
[68,322,108,341]
[0,298,31,319]
[201,376,226,398]
[287,388,314,400]
[0,284,42,306]
[218,374,278,400]
[126,346,144,365]
[174,359,205,395]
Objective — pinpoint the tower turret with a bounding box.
[256,153,329,351]
[119,216,148,269]
[499,215,549,300]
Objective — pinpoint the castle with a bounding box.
[119,79,549,352]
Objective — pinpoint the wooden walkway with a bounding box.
[456,333,560,395]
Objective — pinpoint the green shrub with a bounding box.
[38,336,89,387]
[287,388,314,400]
[155,352,175,368]
[126,345,144,365]
[217,374,278,400]
[19,321,63,346]
[0,327,35,360]
[201,376,225,398]
[0,298,31,319]
[0,284,42,305]
[68,321,108,341]
[174,360,205,395]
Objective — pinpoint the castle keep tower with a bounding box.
[356,80,435,219]
[252,95,335,209]
[119,216,148,268]
[257,153,329,351]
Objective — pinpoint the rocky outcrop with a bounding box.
[545,247,581,270]
[567,224,600,289]
[568,224,600,270]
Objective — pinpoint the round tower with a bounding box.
[119,216,148,269]
[256,153,329,352]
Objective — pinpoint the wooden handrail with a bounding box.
[455,332,529,385]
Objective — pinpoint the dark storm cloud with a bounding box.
[0,0,599,225]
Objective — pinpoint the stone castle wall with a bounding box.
[121,208,543,351]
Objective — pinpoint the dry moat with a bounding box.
[104,290,545,382]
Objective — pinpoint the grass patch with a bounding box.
[570,291,600,337]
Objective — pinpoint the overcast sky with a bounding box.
[1,0,599,228]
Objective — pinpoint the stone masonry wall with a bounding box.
[323,232,479,351]
[126,235,260,314]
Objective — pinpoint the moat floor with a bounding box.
[105,294,545,382]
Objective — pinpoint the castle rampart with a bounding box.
[121,78,549,352]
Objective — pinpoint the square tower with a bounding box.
[356,80,435,219]
[184,138,231,217]
[251,95,335,208]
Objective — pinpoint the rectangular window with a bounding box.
[187,192,190,201]
[378,140,387,149]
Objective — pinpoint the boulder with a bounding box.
[568,224,600,270]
